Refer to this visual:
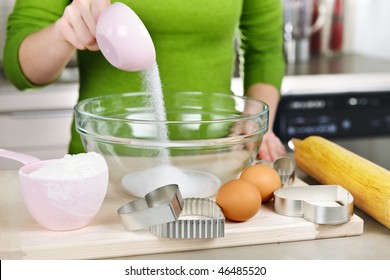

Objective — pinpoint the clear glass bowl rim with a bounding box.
[74,91,269,125]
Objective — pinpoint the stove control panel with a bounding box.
[274,91,390,141]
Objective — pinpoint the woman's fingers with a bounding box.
[258,131,287,161]
[91,0,111,22]
[56,0,110,51]
[56,15,84,50]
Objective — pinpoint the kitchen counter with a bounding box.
[0,67,79,111]
[117,208,389,260]
[0,168,388,260]
[0,68,79,169]
[116,175,390,260]
[286,53,390,76]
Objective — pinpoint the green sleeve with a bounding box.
[2,0,69,90]
[239,0,285,93]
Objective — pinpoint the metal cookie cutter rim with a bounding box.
[118,184,184,231]
[149,197,225,239]
[273,156,296,187]
[273,185,354,224]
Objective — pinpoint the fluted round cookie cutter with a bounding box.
[274,185,354,224]
[150,197,225,239]
[118,184,184,231]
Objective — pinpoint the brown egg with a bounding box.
[239,164,281,203]
[216,179,262,222]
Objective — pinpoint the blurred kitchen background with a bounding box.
[1,0,390,169]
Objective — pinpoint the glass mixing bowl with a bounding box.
[74,91,268,198]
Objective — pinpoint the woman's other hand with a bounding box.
[258,130,287,161]
[56,0,110,50]
[245,83,287,161]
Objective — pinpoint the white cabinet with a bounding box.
[0,82,78,169]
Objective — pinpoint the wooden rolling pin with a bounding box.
[292,136,390,229]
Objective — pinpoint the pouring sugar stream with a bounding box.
[0,149,108,231]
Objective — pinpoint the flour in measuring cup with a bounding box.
[28,152,108,180]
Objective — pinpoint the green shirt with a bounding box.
[3,0,285,154]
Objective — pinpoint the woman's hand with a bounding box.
[55,0,111,50]
[258,130,287,161]
[18,0,110,84]
[244,83,287,161]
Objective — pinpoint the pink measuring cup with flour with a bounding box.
[0,149,108,231]
[96,2,156,71]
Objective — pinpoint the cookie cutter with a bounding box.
[273,185,354,224]
[118,184,184,231]
[149,198,225,239]
[273,156,296,187]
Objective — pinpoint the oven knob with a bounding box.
[341,119,351,130]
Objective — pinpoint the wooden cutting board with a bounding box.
[0,170,363,260]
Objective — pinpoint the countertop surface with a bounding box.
[118,208,389,260]
[0,67,79,112]
[117,174,390,260]
[285,53,390,76]
[0,169,388,260]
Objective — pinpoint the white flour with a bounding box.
[28,152,108,180]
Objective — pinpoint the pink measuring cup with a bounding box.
[0,149,108,231]
[96,2,156,71]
